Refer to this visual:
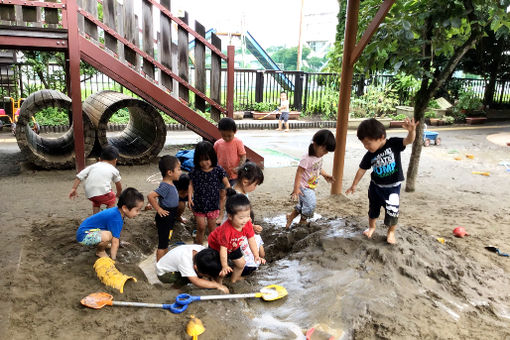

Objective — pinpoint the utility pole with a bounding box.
[296,0,305,71]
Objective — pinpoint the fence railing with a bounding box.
[2,62,510,113]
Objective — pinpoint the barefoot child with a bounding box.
[189,141,230,244]
[69,145,122,214]
[286,130,336,229]
[345,117,418,244]
[147,156,182,261]
[214,117,247,222]
[76,187,144,260]
[208,190,265,283]
[275,91,290,132]
[156,245,229,293]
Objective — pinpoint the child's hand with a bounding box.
[188,199,194,208]
[157,208,169,217]
[253,224,263,234]
[216,284,229,294]
[345,185,356,195]
[323,174,335,183]
[290,189,302,201]
[402,117,418,132]
[255,256,266,265]
[69,188,77,199]
[220,266,233,277]
[144,203,153,211]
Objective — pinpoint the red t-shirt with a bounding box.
[214,137,246,179]
[208,219,255,253]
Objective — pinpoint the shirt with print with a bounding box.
[189,166,227,213]
[156,244,205,277]
[155,182,179,208]
[359,137,406,186]
[298,154,323,189]
[208,219,255,253]
[240,234,263,268]
[76,207,123,242]
[214,137,246,179]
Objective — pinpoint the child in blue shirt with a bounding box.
[147,155,182,261]
[76,187,145,259]
[346,117,417,244]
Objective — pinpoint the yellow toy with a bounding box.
[186,315,205,340]
[93,257,137,293]
[472,171,490,176]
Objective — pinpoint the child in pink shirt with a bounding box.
[214,118,246,222]
[285,130,336,229]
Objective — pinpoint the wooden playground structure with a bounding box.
[0,0,263,170]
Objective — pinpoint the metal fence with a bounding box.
[2,62,510,114]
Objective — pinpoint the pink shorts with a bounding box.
[193,210,220,219]
[89,191,116,208]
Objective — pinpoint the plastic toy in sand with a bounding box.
[472,171,490,176]
[187,315,205,340]
[93,257,137,293]
[453,227,469,238]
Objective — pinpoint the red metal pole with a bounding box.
[331,0,360,195]
[66,0,85,171]
[226,45,235,119]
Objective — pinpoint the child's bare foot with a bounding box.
[363,227,376,238]
[285,213,293,229]
[96,250,108,258]
[275,128,282,131]
[284,129,290,132]
[178,216,188,224]
[120,240,131,247]
[387,230,397,244]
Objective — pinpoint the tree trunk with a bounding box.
[483,68,498,108]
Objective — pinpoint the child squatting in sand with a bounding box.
[346,117,418,244]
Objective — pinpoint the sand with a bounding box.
[1,126,510,339]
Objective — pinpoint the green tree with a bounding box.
[329,0,510,191]
[270,46,311,70]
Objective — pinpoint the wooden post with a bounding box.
[210,32,222,122]
[123,0,137,69]
[178,11,189,103]
[226,45,234,118]
[103,0,117,54]
[194,20,206,111]
[83,0,98,40]
[331,0,359,194]
[66,0,85,171]
[142,0,154,79]
[160,0,172,91]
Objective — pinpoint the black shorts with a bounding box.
[179,195,188,202]
[241,266,257,276]
[228,247,243,260]
[368,182,401,226]
[155,206,178,249]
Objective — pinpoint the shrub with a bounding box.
[252,102,275,112]
[350,86,399,118]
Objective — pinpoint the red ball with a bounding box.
[453,226,468,238]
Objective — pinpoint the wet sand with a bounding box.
[1,126,510,339]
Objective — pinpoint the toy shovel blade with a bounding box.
[81,292,114,309]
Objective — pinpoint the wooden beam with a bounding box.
[226,45,235,118]
[331,0,359,195]
[350,0,395,66]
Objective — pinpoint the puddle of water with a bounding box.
[325,219,359,239]
[263,214,322,228]
[256,148,300,168]
[435,301,460,321]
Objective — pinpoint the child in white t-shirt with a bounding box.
[276,91,291,132]
[285,130,336,229]
[156,245,229,293]
[240,234,265,276]
[69,146,122,214]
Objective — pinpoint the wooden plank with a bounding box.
[210,32,222,122]
[159,0,172,91]
[194,20,206,112]
[44,0,59,28]
[123,0,137,69]
[115,0,124,60]
[22,2,37,24]
[77,0,84,33]
[0,5,16,22]
[141,0,154,79]
[102,0,117,54]
[177,11,189,103]
[83,0,98,40]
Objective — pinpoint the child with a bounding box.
[174,173,190,224]
[76,187,144,260]
[69,145,122,214]
[189,141,230,245]
[214,117,247,223]
[208,190,265,283]
[345,117,418,244]
[286,129,336,229]
[156,245,229,293]
[275,91,290,132]
[147,155,182,261]
[240,233,265,276]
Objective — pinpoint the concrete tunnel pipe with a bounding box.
[82,91,167,164]
[15,89,96,169]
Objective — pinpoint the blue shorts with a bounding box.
[294,187,316,218]
[79,229,102,246]
[368,182,401,226]
[279,111,290,122]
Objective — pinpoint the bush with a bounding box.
[252,102,275,112]
[350,86,399,118]
[455,88,484,116]
[424,110,436,119]
[34,107,70,125]
[303,86,339,119]
[389,73,420,106]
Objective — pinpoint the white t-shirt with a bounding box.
[240,234,263,268]
[280,99,289,112]
[76,161,121,198]
[156,245,205,277]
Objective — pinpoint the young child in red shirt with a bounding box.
[214,118,246,223]
[208,189,265,283]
